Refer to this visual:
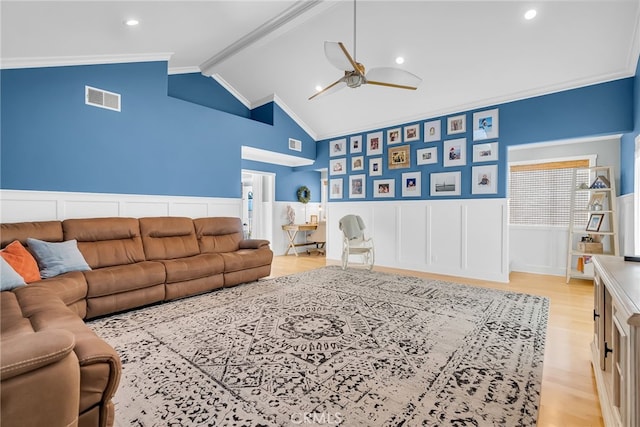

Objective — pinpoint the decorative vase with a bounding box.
[286,205,295,225]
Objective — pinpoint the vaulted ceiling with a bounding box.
[2,1,639,140]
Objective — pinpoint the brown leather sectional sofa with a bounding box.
[0,216,273,427]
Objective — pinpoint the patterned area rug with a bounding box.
[88,266,549,426]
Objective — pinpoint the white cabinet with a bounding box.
[592,256,640,426]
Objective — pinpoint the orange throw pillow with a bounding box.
[1,240,41,283]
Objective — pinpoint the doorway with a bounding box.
[241,170,275,243]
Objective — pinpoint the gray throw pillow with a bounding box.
[27,238,91,279]
[1,257,27,290]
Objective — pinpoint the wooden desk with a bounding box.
[282,224,317,256]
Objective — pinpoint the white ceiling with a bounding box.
[2,1,639,140]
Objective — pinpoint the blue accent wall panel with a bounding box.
[168,72,250,118]
[620,57,639,195]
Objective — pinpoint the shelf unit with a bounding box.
[566,166,619,283]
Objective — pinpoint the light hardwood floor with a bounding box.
[268,254,604,427]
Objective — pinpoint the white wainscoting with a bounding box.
[271,201,322,256]
[0,190,242,223]
[326,199,509,283]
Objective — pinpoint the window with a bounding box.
[509,158,592,227]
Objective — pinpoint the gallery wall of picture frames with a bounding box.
[328,108,501,201]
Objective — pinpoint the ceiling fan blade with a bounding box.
[324,41,360,74]
[309,77,347,100]
[366,67,422,89]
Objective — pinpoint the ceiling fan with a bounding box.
[309,0,422,100]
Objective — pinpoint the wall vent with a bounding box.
[85,86,121,112]
[288,138,302,152]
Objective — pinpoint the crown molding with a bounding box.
[252,94,318,141]
[210,74,251,109]
[168,66,201,75]
[0,52,173,70]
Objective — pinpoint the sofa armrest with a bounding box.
[239,239,270,249]
[1,329,75,380]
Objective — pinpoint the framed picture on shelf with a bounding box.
[471,165,498,194]
[329,179,343,199]
[588,192,606,210]
[373,179,395,198]
[388,145,411,169]
[369,157,383,176]
[387,128,402,145]
[402,171,421,197]
[472,142,498,162]
[472,108,499,141]
[447,115,466,135]
[349,174,366,199]
[430,171,461,196]
[329,158,346,175]
[590,175,610,189]
[586,213,605,232]
[330,138,347,157]
[424,119,441,142]
[310,215,318,224]
[367,132,383,156]
[404,124,420,142]
[350,135,362,153]
[443,138,466,167]
[351,156,364,171]
[416,147,437,165]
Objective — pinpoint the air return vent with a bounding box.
[85,86,121,112]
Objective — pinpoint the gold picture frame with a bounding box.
[388,144,410,169]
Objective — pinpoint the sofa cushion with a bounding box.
[194,217,243,253]
[63,217,146,268]
[83,261,166,298]
[161,253,224,284]
[220,247,273,273]
[0,221,63,248]
[0,258,26,291]
[27,238,91,279]
[140,217,199,260]
[0,292,34,339]
[27,271,88,307]
[0,240,41,283]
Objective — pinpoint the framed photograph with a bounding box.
[329,179,343,199]
[404,124,420,142]
[471,165,498,194]
[387,128,402,145]
[402,171,421,197]
[369,157,383,176]
[416,147,438,165]
[373,179,395,198]
[351,156,364,171]
[588,192,606,210]
[310,214,318,224]
[350,135,362,153]
[288,138,302,152]
[443,138,466,167]
[586,213,605,232]
[472,108,499,141]
[330,138,347,157]
[424,119,441,142]
[329,158,346,175]
[388,144,411,169]
[472,142,498,162]
[430,171,461,196]
[367,132,383,156]
[447,114,466,135]
[349,174,366,199]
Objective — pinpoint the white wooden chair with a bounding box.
[338,215,374,270]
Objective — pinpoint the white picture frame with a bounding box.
[430,171,461,196]
[349,174,366,199]
[471,165,498,194]
[373,179,395,198]
[366,132,383,156]
[404,124,420,142]
[416,147,438,165]
[472,108,499,141]
[424,120,441,142]
[330,158,346,175]
[387,128,402,145]
[443,138,466,167]
[472,142,499,162]
[350,135,363,153]
[329,178,343,199]
[351,156,364,171]
[447,114,466,135]
[369,157,383,176]
[402,171,421,197]
[330,138,347,157]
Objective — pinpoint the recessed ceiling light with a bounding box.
[395,57,405,65]
[125,19,139,26]
[524,9,537,20]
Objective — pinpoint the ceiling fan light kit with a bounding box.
[309,0,422,100]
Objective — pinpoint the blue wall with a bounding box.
[241,160,321,203]
[1,62,317,201]
[620,57,640,195]
[319,77,634,201]
[168,72,250,118]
